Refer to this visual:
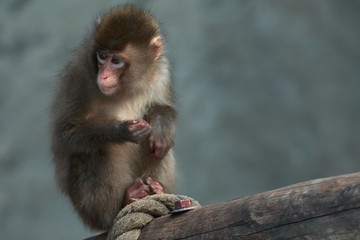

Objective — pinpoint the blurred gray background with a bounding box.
[1,0,359,239]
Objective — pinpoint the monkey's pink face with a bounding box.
[96,52,127,96]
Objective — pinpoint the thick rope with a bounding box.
[107,194,201,240]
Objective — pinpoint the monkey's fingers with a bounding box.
[124,179,151,205]
[127,119,151,141]
[132,189,150,199]
[124,187,150,206]
[127,178,145,191]
[149,141,156,154]
[129,179,151,193]
[127,119,150,130]
[132,127,151,139]
[146,177,164,194]
[149,140,167,160]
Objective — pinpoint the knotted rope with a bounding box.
[107,194,201,240]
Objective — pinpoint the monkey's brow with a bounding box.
[97,51,123,58]
[97,51,109,56]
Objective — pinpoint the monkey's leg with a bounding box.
[67,152,130,231]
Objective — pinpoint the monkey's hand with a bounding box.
[116,119,151,143]
[144,106,176,160]
[149,132,173,160]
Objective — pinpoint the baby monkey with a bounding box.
[51,6,176,230]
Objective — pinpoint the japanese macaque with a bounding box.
[51,6,176,231]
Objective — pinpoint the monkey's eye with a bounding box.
[96,52,107,64]
[111,57,125,68]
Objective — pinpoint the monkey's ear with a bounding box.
[150,36,163,60]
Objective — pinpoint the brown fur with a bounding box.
[95,6,160,51]
[51,6,176,231]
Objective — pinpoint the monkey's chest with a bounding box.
[107,142,152,181]
[113,97,149,121]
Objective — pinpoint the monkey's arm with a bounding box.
[56,118,150,153]
[145,105,176,159]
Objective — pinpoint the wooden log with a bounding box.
[86,172,360,239]
[138,172,360,239]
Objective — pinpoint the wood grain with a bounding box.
[138,172,360,239]
[85,172,360,239]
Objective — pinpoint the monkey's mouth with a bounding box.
[100,84,120,94]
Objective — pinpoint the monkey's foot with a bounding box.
[145,177,164,194]
[123,177,164,206]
